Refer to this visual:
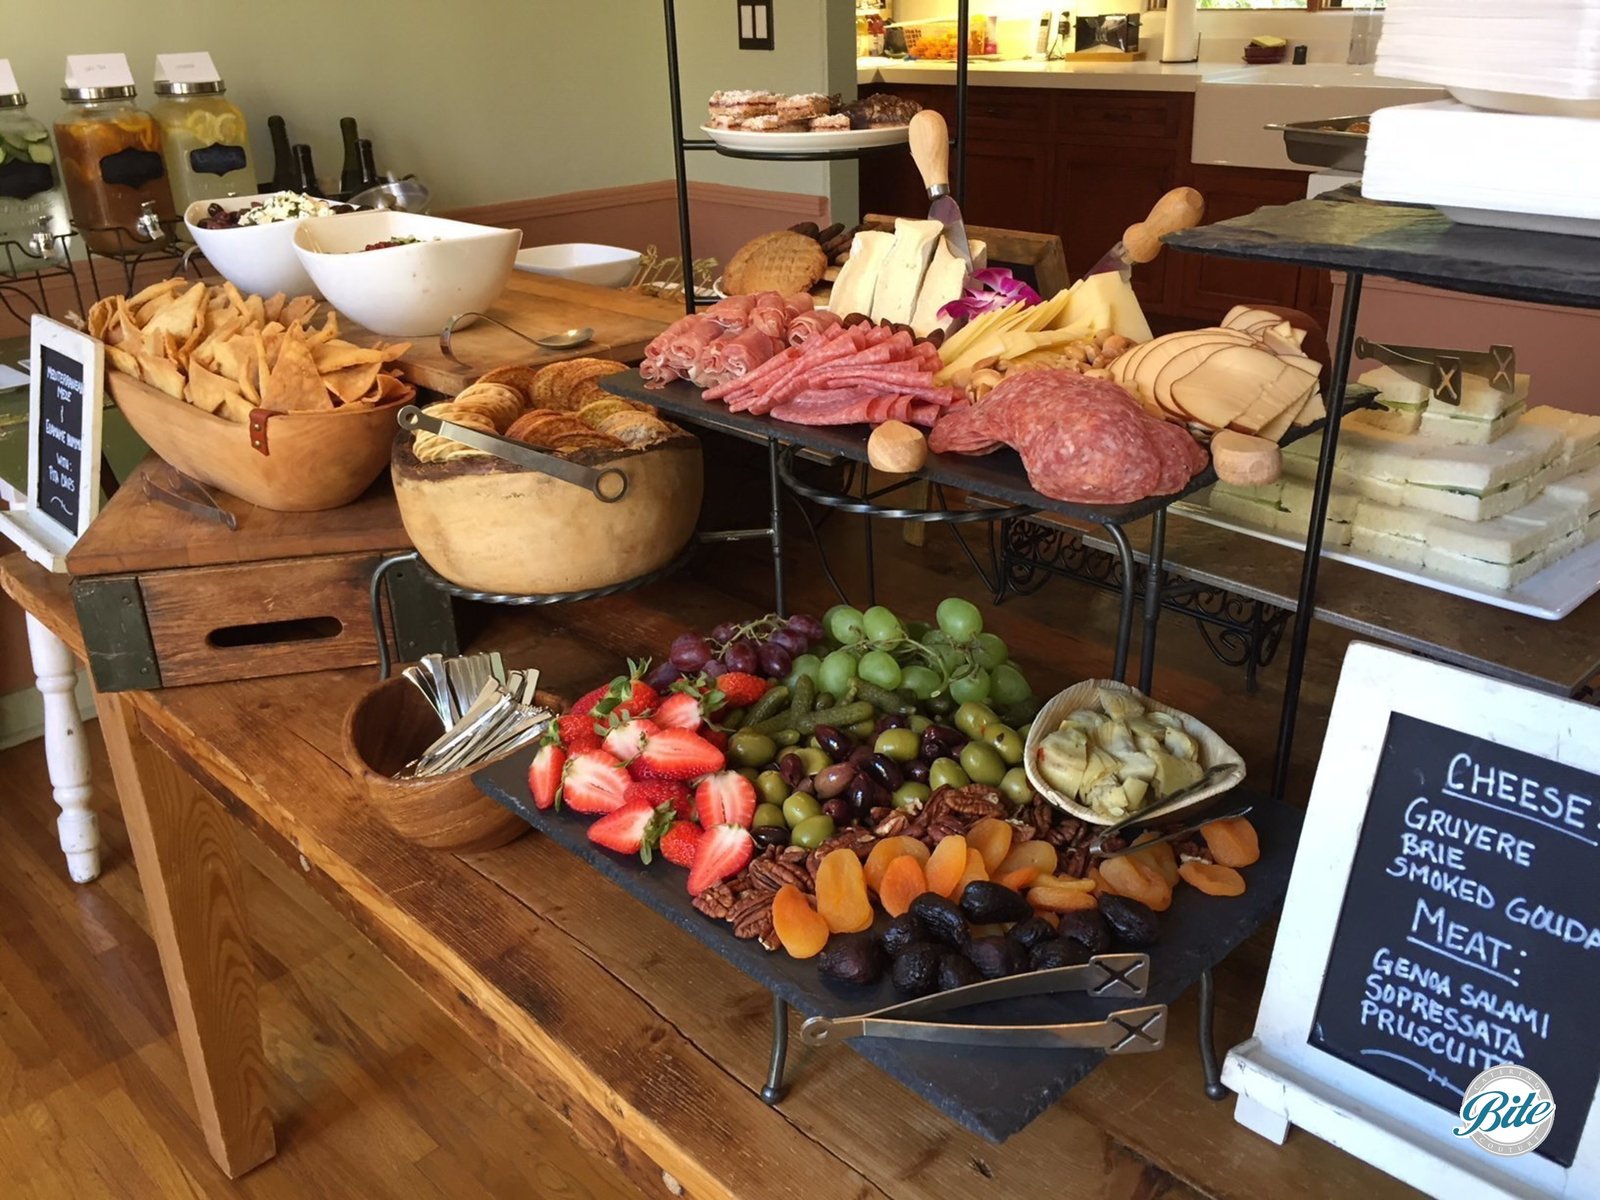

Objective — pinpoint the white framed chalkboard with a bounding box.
[0,316,104,572]
[1224,642,1599,1198]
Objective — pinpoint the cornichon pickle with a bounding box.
[741,685,791,728]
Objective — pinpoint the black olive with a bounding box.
[904,759,930,784]
[863,754,903,790]
[751,825,789,849]
[813,725,854,761]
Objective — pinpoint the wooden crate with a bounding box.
[67,456,456,692]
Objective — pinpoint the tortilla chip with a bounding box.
[143,282,207,341]
[374,372,415,405]
[86,297,117,342]
[187,359,247,416]
[261,292,286,324]
[380,340,412,364]
[264,331,332,412]
[313,340,386,373]
[305,312,342,347]
[253,330,271,399]
[104,344,140,378]
[127,277,186,310]
[238,356,260,405]
[217,392,258,424]
[281,295,318,327]
[137,353,187,401]
[322,362,382,406]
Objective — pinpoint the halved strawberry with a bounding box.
[602,717,658,763]
[657,820,703,869]
[572,660,660,721]
[623,779,692,820]
[587,800,666,858]
[563,750,631,814]
[694,771,757,830]
[558,713,603,752]
[687,825,754,896]
[528,742,565,810]
[629,728,725,782]
[714,672,769,710]
[653,691,705,731]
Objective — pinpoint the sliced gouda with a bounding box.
[1171,345,1311,433]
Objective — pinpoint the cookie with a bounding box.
[723,230,829,296]
[809,114,850,131]
[740,114,808,133]
[777,93,831,122]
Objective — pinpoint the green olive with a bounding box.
[928,757,970,792]
[753,802,788,829]
[875,728,921,763]
[893,781,932,810]
[729,731,777,768]
[1017,721,1033,743]
[790,813,837,848]
[847,719,878,739]
[909,714,932,734]
[788,747,831,778]
[959,740,1007,786]
[756,770,790,806]
[987,725,1024,766]
[736,766,760,784]
[782,793,822,827]
[955,701,999,739]
[1000,766,1034,807]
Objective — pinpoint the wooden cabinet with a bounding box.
[856,84,1333,331]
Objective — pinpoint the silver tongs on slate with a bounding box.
[799,954,1166,1052]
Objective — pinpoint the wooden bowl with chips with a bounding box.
[107,370,406,511]
[344,675,562,852]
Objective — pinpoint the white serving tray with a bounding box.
[699,124,909,155]
[1174,490,1600,620]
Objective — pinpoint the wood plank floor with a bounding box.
[0,499,1372,1198]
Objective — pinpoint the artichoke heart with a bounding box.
[1116,750,1159,782]
[1150,748,1205,798]
[1037,729,1089,797]
[1097,687,1145,721]
[1064,708,1107,734]
[1163,727,1200,761]
[1093,718,1136,755]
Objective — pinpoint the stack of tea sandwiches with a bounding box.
[1209,363,1600,590]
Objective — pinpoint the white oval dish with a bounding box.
[514,243,641,289]
[184,192,332,299]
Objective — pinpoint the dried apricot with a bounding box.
[1089,865,1117,897]
[879,854,930,918]
[1200,817,1260,868]
[1129,833,1180,887]
[864,836,931,893]
[1100,854,1172,912]
[995,866,1041,891]
[925,834,969,899]
[771,885,830,958]
[1179,860,1247,897]
[815,849,874,933]
[955,848,989,894]
[997,840,1057,877]
[1027,884,1099,913]
[966,817,1014,874]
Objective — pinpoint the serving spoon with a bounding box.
[439,312,595,363]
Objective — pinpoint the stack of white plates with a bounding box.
[1376,0,1600,116]
[1363,100,1600,236]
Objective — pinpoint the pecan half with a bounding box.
[730,893,777,945]
[1057,846,1089,879]
[691,883,737,920]
[1009,820,1036,844]
[939,785,1007,823]
[873,811,910,838]
[747,857,812,894]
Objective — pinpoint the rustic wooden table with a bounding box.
[0,551,1423,1199]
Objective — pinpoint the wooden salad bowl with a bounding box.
[343,674,563,853]
[106,370,402,511]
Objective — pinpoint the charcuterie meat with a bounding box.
[930,370,1209,505]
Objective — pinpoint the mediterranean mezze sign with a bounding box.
[1309,713,1599,1168]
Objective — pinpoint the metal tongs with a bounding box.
[1090,764,1252,860]
[397,404,628,502]
[1355,338,1516,408]
[799,954,1166,1053]
[141,465,238,530]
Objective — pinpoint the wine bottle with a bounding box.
[357,138,380,189]
[292,144,324,198]
[265,115,293,190]
[338,117,363,198]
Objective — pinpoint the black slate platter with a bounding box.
[475,755,1302,1141]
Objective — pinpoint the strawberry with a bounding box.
[714,672,769,710]
[602,717,657,763]
[687,825,754,896]
[587,800,665,858]
[652,691,705,731]
[572,659,659,722]
[624,779,692,820]
[629,728,725,782]
[563,750,631,814]
[700,727,729,753]
[657,820,703,868]
[558,713,603,752]
[527,742,565,811]
[694,771,757,830]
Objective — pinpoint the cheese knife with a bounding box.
[1086,187,1206,281]
[908,110,972,269]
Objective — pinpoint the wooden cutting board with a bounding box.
[371,274,682,395]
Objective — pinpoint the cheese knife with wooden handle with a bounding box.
[907,109,972,269]
[1086,187,1206,280]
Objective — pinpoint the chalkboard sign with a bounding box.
[1310,713,1599,1168]
[1223,643,1599,1198]
[0,316,104,572]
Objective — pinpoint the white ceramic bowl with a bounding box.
[514,243,641,289]
[291,212,520,337]
[184,192,331,298]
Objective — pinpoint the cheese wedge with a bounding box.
[870,218,944,326]
[910,236,970,337]
[1062,271,1153,344]
[827,230,893,318]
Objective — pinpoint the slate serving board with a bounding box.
[475,756,1302,1141]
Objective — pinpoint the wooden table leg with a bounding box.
[24,612,100,883]
[93,690,276,1178]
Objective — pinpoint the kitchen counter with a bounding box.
[859,56,1210,93]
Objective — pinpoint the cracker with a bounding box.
[724,230,828,296]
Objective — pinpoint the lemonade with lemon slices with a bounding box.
[151,81,254,216]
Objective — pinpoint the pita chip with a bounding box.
[137,353,186,401]
[143,282,207,340]
[263,330,332,412]
[127,277,185,310]
[312,340,385,373]
[186,359,246,416]
[86,296,117,342]
[280,295,319,327]
[261,292,287,324]
[322,361,382,406]
[104,343,140,378]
